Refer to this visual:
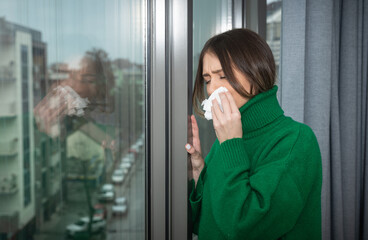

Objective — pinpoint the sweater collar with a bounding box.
[238,85,284,135]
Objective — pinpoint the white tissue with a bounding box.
[201,87,229,120]
[54,85,90,117]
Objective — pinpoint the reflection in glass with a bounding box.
[266,0,282,77]
[0,1,146,239]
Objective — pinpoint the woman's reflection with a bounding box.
[34,48,114,137]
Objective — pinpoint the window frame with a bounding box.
[149,1,267,239]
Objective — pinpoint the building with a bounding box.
[0,18,64,239]
[0,17,36,239]
[66,121,114,187]
[112,61,144,155]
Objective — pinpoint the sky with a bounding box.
[0,0,145,65]
[0,0,281,67]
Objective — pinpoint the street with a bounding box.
[106,151,145,240]
[34,151,145,240]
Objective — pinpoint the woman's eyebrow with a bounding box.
[211,69,223,74]
[202,69,223,76]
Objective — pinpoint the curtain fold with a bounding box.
[281,0,368,239]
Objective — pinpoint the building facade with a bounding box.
[0,18,64,239]
[0,17,36,239]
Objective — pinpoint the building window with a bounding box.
[0,1,146,239]
[21,45,32,207]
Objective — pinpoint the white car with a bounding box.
[65,216,106,238]
[112,197,128,216]
[98,184,115,202]
[120,162,132,170]
[121,156,133,164]
[112,169,125,184]
[128,152,135,160]
[136,139,143,147]
[130,144,139,152]
[101,184,114,192]
[118,164,130,174]
[118,167,128,174]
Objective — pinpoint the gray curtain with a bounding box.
[280,0,368,239]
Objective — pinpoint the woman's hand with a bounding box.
[33,82,68,138]
[212,91,243,144]
[185,115,204,187]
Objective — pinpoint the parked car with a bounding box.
[98,184,115,202]
[136,139,143,147]
[118,165,130,174]
[121,156,133,164]
[128,147,138,155]
[112,197,128,216]
[117,166,128,174]
[130,145,139,154]
[128,152,135,159]
[119,162,131,170]
[93,204,107,219]
[65,216,106,238]
[112,169,125,184]
[101,183,114,192]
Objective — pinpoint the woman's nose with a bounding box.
[206,85,213,96]
[207,82,218,96]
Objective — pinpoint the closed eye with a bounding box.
[202,75,211,83]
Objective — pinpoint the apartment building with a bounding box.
[0,18,63,239]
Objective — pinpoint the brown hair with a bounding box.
[82,48,115,113]
[192,28,276,117]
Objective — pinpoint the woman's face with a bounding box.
[68,58,98,99]
[202,52,250,108]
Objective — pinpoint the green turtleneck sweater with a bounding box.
[190,86,322,240]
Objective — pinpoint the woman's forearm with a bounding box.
[193,164,204,188]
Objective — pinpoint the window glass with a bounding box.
[266,0,282,78]
[0,1,146,239]
[192,0,232,157]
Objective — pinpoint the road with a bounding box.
[106,151,145,240]
[34,150,145,240]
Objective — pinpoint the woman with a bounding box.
[185,29,322,240]
[34,49,114,137]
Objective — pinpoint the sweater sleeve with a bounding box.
[189,139,219,235]
[212,125,321,239]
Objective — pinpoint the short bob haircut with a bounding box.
[192,28,276,117]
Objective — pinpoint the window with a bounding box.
[0,0,146,239]
[266,0,282,76]
[24,169,31,206]
[192,0,233,157]
[20,45,32,207]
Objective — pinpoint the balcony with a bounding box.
[0,211,19,233]
[0,65,15,81]
[0,138,18,156]
[0,174,18,195]
[0,101,16,118]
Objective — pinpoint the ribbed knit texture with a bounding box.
[190,86,322,240]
